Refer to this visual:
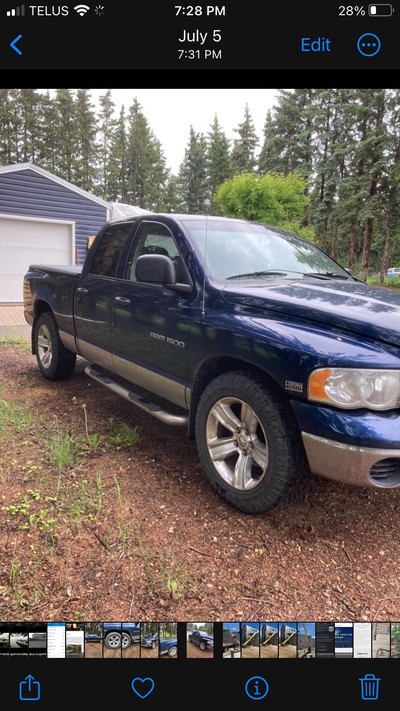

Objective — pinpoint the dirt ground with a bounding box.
[278,643,297,658]
[2,344,400,624]
[260,644,278,658]
[186,641,214,658]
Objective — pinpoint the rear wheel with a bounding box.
[105,632,121,649]
[34,312,76,380]
[195,370,307,513]
[121,632,132,649]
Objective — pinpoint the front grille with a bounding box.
[369,458,400,487]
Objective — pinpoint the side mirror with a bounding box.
[135,254,192,293]
[135,254,175,283]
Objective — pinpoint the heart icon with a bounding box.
[131,677,155,699]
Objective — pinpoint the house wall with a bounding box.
[0,168,108,264]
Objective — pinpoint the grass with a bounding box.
[0,349,166,618]
[0,333,30,350]
[367,275,400,288]
[0,398,34,435]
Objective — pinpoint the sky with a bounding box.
[87,88,282,175]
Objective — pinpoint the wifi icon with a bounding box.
[74,4,90,15]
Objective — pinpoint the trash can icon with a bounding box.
[359,673,381,700]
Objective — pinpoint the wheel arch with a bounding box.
[188,356,286,438]
[31,300,54,355]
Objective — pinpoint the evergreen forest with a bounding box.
[1,88,399,280]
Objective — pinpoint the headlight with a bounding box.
[308,368,400,410]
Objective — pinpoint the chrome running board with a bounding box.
[85,365,188,427]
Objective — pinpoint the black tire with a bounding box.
[199,641,207,651]
[195,370,307,514]
[167,645,177,657]
[121,632,132,649]
[33,312,76,380]
[104,631,121,649]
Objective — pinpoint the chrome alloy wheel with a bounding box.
[205,397,269,490]
[37,323,53,369]
[105,632,121,649]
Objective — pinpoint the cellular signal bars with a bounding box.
[7,4,25,15]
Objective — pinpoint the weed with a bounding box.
[113,474,122,515]
[9,560,23,608]
[47,425,78,471]
[0,334,30,350]
[110,421,140,450]
[61,473,104,521]
[0,398,33,435]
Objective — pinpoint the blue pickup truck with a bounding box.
[23,213,400,513]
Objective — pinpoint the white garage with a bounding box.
[0,214,75,303]
[0,163,111,304]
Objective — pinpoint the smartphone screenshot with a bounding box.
[0,0,399,705]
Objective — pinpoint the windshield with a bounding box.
[183,219,353,283]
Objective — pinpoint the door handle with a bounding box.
[114,296,131,304]
[77,287,89,294]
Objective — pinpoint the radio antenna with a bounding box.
[201,212,208,318]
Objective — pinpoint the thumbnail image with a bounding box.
[47,623,65,658]
[241,623,260,659]
[159,623,178,658]
[297,623,315,658]
[66,623,84,658]
[122,622,140,659]
[391,624,400,658]
[187,623,214,658]
[0,624,10,655]
[28,623,47,656]
[103,622,122,658]
[223,623,240,658]
[84,622,103,658]
[279,623,297,658]
[353,622,371,659]
[315,623,335,659]
[260,623,278,659]
[140,623,159,659]
[334,623,353,658]
[9,624,29,654]
[372,622,390,658]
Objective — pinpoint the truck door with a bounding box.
[111,220,193,409]
[74,222,133,370]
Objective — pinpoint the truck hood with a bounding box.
[221,280,400,347]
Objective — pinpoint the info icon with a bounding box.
[357,33,381,56]
[245,676,269,701]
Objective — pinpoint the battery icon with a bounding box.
[368,4,393,15]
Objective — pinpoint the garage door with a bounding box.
[0,215,74,302]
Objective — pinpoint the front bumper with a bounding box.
[302,432,400,488]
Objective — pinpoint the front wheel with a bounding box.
[104,632,121,649]
[33,312,76,380]
[121,632,132,649]
[195,370,307,514]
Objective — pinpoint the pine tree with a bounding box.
[74,89,99,192]
[97,90,116,198]
[107,106,128,202]
[0,89,21,164]
[257,89,315,179]
[231,103,258,174]
[177,126,208,213]
[53,89,77,183]
[125,97,167,208]
[206,114,232,207]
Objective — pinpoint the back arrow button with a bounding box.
[10,34,22,55]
